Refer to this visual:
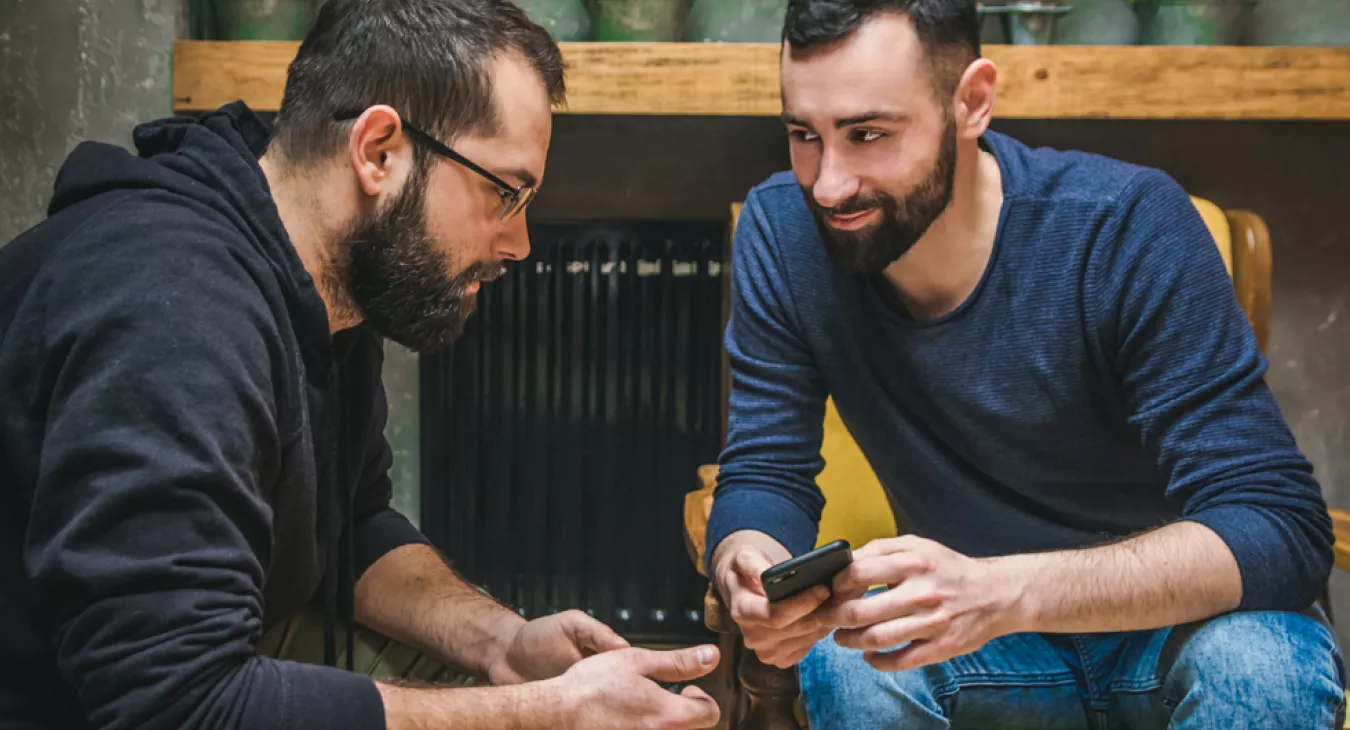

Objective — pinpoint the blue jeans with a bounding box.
[800,609,1345,729]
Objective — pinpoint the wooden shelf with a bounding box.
[173,41,1350,120]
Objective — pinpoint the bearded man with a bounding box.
[707,0,1343,728]
[0,1,721,729]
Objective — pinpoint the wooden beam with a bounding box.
[175,41,298,114]
[174,41,1350,120]
[992,45,1350,120]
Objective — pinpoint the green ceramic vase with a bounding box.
[517,0,594,41]
[1251,0,1350,45]
[213,0,316,40]
[1135,0,1257,45]
[979,2,1074,45]
[1058,0,1141,44]
[592,0,689,41]
[684,0,786,43]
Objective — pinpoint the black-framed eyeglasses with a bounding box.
[333,109,537,221]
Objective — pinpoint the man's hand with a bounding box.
[550,645,722,730]
[487,610,630,685]
[821,535,1021,673]
[379,644,721,730]
[717,543,833,669]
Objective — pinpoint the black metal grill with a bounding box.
[421,221,725,643]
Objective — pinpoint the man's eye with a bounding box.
[789,129,819,143]
[852,129,885,143]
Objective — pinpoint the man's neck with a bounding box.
[259,153,361,333]
[882,140,1004,322]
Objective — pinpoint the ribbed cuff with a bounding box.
[1184,503,1321,612]
[705,486,819,575]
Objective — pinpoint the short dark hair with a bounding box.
[783,0,980,101]
[271,0,565,166]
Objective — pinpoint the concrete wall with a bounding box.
[0,0,177,244]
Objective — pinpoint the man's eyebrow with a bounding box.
[505,168,537,188]
[834,111,908,128]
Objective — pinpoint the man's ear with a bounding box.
[345,105,414,198]
[951,58,997,140]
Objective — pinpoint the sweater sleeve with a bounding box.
[26,223,385,730]
[1089,170,1333,611]
[705,192,829,572]
[352,367,431,579]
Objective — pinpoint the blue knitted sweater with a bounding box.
[706,131,1332,612]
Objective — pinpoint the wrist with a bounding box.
[711,530,791,600]
[980,554,1038,635]
[477,608,528,678]
[534,675,583,730]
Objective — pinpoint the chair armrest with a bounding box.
[685,464,720,576]
[1226,209,1272,354]
[685,465,739,635]
[1330,508,1350,573]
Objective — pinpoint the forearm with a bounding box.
[999,521,1243,634]
[355,543,525,676]
[378,679,566,730]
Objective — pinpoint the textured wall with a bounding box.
[0,0,177,244]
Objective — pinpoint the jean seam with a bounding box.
[932,674,1080,699]
[1070,635,1104,694]
[1106,678,1163,694]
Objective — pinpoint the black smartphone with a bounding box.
[760,539,852,602]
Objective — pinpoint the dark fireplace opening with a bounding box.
[421,221,726,644]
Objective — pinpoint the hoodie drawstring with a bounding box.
[319,371,356,672]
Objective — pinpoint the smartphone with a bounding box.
[760,539,852,602]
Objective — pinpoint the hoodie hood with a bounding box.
[48,102,333,372]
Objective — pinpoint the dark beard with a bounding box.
[332,165,503,352]
[803,118,958,274]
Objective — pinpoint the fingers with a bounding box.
[834,613,943,652]
[565,611,630,655]
[864,639,949,673]
[821,584,935,629]
[635,645,721,683]
[762,585,832,628]
[853,535,933,560]
[732,582,830,630]
[750,627,831,669]
[833,552,933,595]
[663,685,721,729]
[731,549,774,594]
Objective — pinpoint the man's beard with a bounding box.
[804,118,958,275]
[330,164,504,352]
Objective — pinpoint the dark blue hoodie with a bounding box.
[0,103,426,729]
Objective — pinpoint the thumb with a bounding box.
[635,645,721,683]
[732,549,774,594]
[569,614,630,655]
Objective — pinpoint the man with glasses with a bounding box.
[0,1,719,729]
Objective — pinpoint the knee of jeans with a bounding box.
[800,633,943,717]
[1165,611,1343,717]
